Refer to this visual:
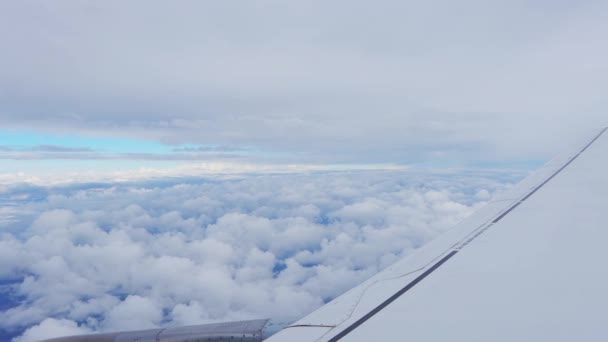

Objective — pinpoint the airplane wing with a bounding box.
[40,319,269,342]
[265,127,608,341]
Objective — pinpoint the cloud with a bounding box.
[172,145,247,153]
[0,169,523,340]
[13,319,92,342]
[0,161,409,186]
[0,1,606,164]
[29,145,94,153]
[102,296,162,331]
[0,145,94,152]
[0,150,244,161]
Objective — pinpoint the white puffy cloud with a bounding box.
[13,318,92,342]
[0,169,522,340]
[102,295,162,331]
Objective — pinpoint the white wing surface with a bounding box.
[266,127,608,342]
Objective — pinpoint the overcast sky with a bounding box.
[1,0,607,170]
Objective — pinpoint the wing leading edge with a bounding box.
[267,127,608,342]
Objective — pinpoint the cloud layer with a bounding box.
[0,169,522,341]
[1,1,607,163]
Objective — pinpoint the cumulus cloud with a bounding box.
[14,319,92,342]
[0,170,522,340]
[102,296,162,331]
